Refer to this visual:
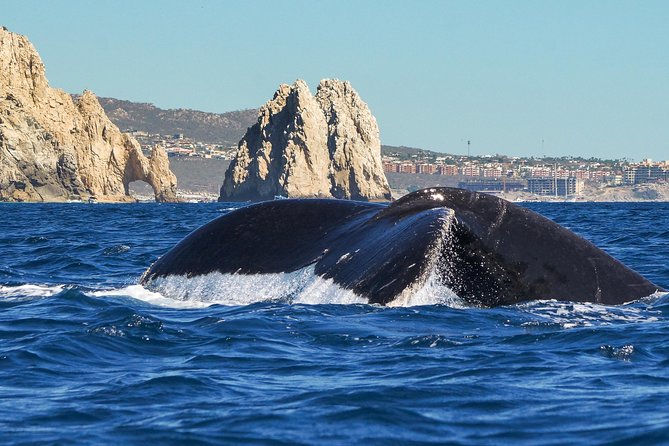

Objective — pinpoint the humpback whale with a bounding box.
[140,187,663,306]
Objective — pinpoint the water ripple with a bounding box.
[0,202,668,444]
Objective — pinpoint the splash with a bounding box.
[141,266,365,307]
[387,265,466,308]
[386,207,466,308]
[138,261,466,308]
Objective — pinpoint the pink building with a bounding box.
[461,166,481,176]
[438,165,458,176]
[482,168,502,178]
[416,163,435,174]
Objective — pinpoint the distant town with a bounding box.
[130,131,669,198]
[129,131,237,160]
[381,147,669,197]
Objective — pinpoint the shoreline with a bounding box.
[3,183,669,204]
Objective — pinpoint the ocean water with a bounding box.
[1,201,668,445]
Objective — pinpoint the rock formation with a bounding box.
[220,79,391,201]
[0,27,177,202]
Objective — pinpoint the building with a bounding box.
[608,174,624,186]
[461,165,480,176]
[416,163,435,174]
[572,170,589,180]
[482,167,503,178]
[623,165,669,184]
[590,170,608,182]
[527,177,583,196]
[530,167,553,178]
[383,161,397,173]
[399,163,416,174]
[437,165,458,176]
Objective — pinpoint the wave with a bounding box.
[0,284,65,299]
[2,277,665,328]
[515,293,667,328]
[89,285,213,309]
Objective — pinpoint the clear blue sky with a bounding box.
[3,0,668,160]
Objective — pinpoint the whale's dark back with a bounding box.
[387,188,661,305]
[141,188,663,306]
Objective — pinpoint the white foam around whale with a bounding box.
[138,264,467,308]
[141,266,364,307]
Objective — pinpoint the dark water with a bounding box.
[1,201,668,445]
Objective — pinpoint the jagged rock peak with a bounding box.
[0,28,49,105]
[220,79,331,201]
[220,79,391,202]
[0,27,177,202]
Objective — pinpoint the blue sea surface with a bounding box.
[1,201,668,445]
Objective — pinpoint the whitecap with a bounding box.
[516,293,667,328]
[0,284,65,299]
[90,285,214,309]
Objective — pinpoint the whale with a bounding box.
[140,187,664,306]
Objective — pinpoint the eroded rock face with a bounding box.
[0,27,177,202]
[220,80,332,201]
[316,79,390,200]
[220,79,391,201]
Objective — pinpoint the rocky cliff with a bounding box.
[0,27,177,202]
[220,79,391,201]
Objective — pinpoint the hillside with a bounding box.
[89,97,258,145]
[77,98,444,158]
[381,145,444,159]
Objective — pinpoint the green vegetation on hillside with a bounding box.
[83,96,258,146]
